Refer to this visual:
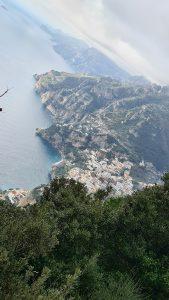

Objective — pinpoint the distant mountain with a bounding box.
[34,70,168,194]
[0,5,7,11]
[41,25,130,80]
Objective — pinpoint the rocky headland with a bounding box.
[34,70,169,195]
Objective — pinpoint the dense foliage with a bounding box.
[0,176,169,299]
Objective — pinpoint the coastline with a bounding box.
[33,70,163,195]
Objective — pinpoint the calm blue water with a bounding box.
[0,3,71,189]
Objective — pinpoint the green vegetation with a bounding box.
[0,176,169,299]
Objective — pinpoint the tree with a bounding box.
[0,176,169,299]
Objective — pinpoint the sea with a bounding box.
[0,2,71,189]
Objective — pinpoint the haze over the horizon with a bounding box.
[8,0,169,83]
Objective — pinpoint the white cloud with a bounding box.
[16,0,169,83]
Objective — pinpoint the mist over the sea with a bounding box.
[0,2,71,189]
[16,0,169,84]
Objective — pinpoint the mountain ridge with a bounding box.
[34,70,169,195]
[41,25,131,80]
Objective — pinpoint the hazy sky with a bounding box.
[14,0,169,83]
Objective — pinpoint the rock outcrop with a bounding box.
[34,70,169,194]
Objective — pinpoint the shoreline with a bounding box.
[33,70,163,195]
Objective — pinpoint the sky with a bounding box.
[12,0,169,83]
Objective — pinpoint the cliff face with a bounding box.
[34,70,169,194]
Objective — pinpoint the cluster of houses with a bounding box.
[67,150,134,195]
[0,189,36,207]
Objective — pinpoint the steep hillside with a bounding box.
[41,26,130,79]
[34,70,169,194]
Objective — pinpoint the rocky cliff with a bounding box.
[34,70,169,194]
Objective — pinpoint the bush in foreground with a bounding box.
[0,176,168,299]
